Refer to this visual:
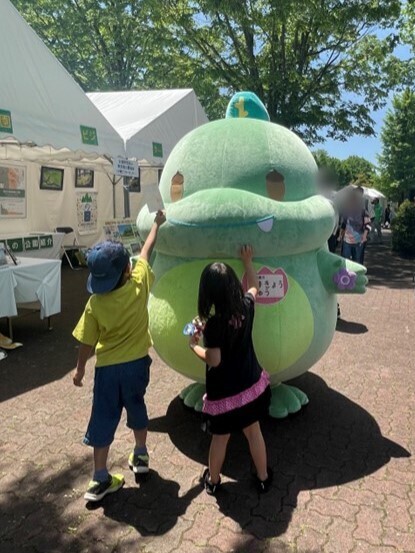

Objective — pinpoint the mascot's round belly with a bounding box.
[149,260,314,383]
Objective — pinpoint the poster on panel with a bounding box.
[0,165,26,219]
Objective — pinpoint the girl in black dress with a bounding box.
[189,245,272,494]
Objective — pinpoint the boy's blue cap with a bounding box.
[86,241,130,294]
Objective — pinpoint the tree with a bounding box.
[378,89,415,202]
[342,156,376,188]
[313,150,375,188]
[12,0,154,90]
[391,200,415,256]
[11,0,226,119]
[157,0,403,141]
[12,0,403,137]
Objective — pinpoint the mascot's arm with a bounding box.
[317,250,367,294]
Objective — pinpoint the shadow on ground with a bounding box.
[0,459,202,552]
[335,318,368,334]
[87,469,202,535]
[149,372,410,540]
[364,233,414,290]
[3,373,408,550]
[0,267,89,403]
[0,458,89,553]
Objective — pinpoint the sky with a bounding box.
[322,43,411,166]
[322,107,387,166]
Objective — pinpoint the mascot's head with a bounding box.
[138,91,335,258]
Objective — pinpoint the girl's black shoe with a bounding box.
[202,468,221,495]
[256,466,273,494]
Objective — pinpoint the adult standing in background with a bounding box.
[339,187,371,265]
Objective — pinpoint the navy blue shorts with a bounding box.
[83,355,151,448]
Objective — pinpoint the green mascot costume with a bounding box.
[137,92,367,418]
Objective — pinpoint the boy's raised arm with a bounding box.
[140,210,166,263]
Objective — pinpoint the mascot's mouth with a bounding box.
[168,215,275,233]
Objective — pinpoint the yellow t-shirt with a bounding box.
[72,258,154,367]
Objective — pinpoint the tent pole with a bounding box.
[123,176,131,218]
[112,176,116,218]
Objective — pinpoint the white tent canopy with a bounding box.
[88,89,208,163]
[333,185,387,215]
[362,186,385,200]
[0,0,124,164]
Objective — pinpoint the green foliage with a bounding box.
[12,0,404,139]
[342,156,376,188]
[378,89,415,201]
[373,173,401,203]
[399,2,415,84]
[313,150,375,189]
[391,200,415,256]
[157,0,403,140]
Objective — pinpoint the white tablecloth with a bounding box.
[0,232,65,260]
[0,257,61,319]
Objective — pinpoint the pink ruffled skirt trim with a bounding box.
[202,371,270,416]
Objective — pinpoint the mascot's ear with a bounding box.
[225,91,270,122]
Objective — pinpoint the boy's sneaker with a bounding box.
[256,467,273,494]
[202,468,221,495]
[84,473,125,502]
[128,452,149,474]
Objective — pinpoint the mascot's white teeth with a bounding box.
[257,218,274,233]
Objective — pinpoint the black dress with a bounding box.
[202,293,271,434]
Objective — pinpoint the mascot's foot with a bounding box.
[179,383,205,412]
[269,384,309,419]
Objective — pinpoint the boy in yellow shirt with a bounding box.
[72,211,165,502]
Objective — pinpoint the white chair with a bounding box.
[55,227,86,270]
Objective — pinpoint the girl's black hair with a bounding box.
[198,262,246,323]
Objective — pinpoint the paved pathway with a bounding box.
[1,232,414,553]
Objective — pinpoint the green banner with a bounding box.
[24,236,40,251]
[152,142,163,158]
[80,125,98,146]
[39,234,53,249]
[0,109,13,133]
[6,238,23,253]
[0,189,25,199]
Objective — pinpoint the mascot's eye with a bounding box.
[266,170,285,201]
[170,172,184,202]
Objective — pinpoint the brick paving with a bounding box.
[0,231,414,553]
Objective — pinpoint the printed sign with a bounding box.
[77,191,98,233]
[242,267,289,305]
[0,165,26,219]
[40,235,53,249]
[144,183,164,213]
[113,157,139,178]
[103,219,141,255]
[6,238,23,253]
[152,142,163,158]
[24,236,40,251]
[0,109,13,133]
[80,125,98,146]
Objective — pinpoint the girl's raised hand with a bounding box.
[240,244,254,263]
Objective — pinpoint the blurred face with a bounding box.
[346,190,362,210]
